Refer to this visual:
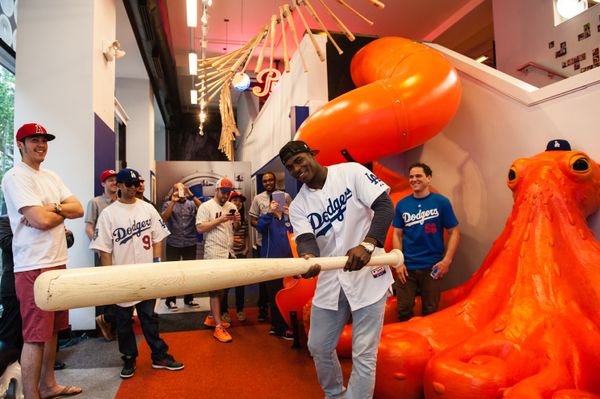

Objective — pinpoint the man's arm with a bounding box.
[99,251,112,266]
[85,222,94,241]
[196,214,234,233]
[392,227,408,284]
[161,200,175,222]
[433,226,460,279]
[153,240,162,259]
[250,215,258,228]
[59,195,84,219]
[20,205,65,230]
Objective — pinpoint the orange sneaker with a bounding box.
[213,326,232,343]
[203,315,230,329]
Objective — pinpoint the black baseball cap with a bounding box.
[546,139,571,151]
[279,140,320,164]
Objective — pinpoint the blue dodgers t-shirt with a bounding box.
[392,192,458,269]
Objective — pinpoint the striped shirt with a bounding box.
[195,198,236,259]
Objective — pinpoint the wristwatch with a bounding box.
[360,241,375,254]
[53,203,63,214]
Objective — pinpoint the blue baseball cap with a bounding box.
[116,168,141,183]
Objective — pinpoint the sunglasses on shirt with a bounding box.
[124,181,141,188]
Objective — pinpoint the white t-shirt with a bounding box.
[196,198,237,259]
[2,162,72,272]
[249,190,292,246]
[90,199,170,307]
[289,162,393,311]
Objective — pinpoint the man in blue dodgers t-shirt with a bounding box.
[392,162,460,321]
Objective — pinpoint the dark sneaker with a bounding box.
[268,327,276,335]
[152,354,184,371]
[185,301,199,307]
[120,356,136,379]
[277,330,295,341]
[257,308,268,322]
[165,301,178,311]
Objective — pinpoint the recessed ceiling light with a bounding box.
[476,55,488,63]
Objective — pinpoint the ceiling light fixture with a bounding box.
[556,0,587,19]
[103,40,126,62]
[188,52,197,75]
[186,0,197,27]
[190,89,198,104]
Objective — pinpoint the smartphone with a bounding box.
[430,265,440,278]
[228,208,236,215]
[178,187,185,198]
[272,191,285,212]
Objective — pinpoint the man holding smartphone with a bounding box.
[161,182,202,310]
[249,172,292,322]
[392,162,460,322]
[196,178,240,343]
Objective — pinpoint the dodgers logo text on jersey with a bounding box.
[308,188,352,237]
[113,218,153,245]
[403,208,440,227]
[365,172,383,186]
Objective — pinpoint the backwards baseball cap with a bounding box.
[116,168,141,183]
[229,191,247,202]
[215,177,234,192]
[279,140,319,165]
[100,169,117,183]
[16,123,56,142]
[546,139,572,151]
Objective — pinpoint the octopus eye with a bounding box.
[571,156,590,172]
[508,168,517,181]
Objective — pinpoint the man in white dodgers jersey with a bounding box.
[280,140,395,399]
[90,168,184,379]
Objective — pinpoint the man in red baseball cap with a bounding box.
[2,123,84,398]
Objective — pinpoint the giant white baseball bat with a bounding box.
[34,250,403,311]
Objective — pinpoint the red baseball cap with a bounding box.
[16,123,56,142]
[229,191,247,202]
[100,169,117,183]
[215,178,234,191]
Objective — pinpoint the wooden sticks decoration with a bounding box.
[282,4,308,72]
[191,0,387,160]
[334,0,373,26]
[315,0,355,41]
[302,0,344,54]
[293,0,326,61]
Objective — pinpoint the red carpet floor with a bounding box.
[116,308,350,398]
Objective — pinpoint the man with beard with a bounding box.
[196,178,240,343]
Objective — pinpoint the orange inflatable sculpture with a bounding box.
[375,146,600,398]
[294,37,462,166]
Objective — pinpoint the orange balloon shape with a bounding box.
[294,37,461,166]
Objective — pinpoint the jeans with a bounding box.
[396,268,441,321]
[221,286,245,313]
[114,299,168,361]
[308,290,387,399]
[165,244,197,304]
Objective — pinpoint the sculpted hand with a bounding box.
[344,245,371,272]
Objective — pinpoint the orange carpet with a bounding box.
[116,308,350,398]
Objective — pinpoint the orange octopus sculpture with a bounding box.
[278,36,600,397]
[375,145,600,398]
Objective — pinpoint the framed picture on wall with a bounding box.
[150,171,157,204]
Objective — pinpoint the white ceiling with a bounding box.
[116,0,494,114]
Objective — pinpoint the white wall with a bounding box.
[15,0,117,330]
[395,46,600,289]
[237,34,328,174]
[116,77,155,190]
[494,0,600,87]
